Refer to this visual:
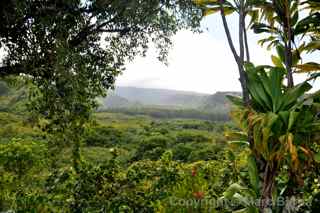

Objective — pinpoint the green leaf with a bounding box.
[252,23,275,34]
[291,11,299,26]
[247,154,259,196]
[228,140,250,147]
[314,152,320,163]
[257,36,277,47]
[288,111,299,131]
[292,50,301,66]
[276,44,285,63]
[269,67,285,112]
[271,55,283,68]
[248,10,259,26]
[282,82,312,110]
[304,40,320,52]
[193,0,218,5]
[233,208,250,213]
[226,95,244,106]
[225,131,248,140]
[246,66,277,111]
[203,7,220,16]
[295,62,320,72]
[223,183,245,199]
[233,193,250,206]
[278,111,290,128]
[223,7,236,15]
[295,12,320,35]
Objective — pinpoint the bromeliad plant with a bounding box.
[227,63,320,211]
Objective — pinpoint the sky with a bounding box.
[116,13,319,94]
[1,13,317,94]
[116,14,273,94]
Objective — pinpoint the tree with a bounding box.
[0,0,202,170]
[228,64,320,211]
[196,0,320,211]
[251,0,320,86]
[0,0,201,80]
[194,0,254,104]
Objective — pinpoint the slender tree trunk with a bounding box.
[243,18,250,62]
[219,3,274,212]
[218,0,250,105]
[284,41,294,88]
[284,0,294,88]
[238,0,250,106]
[219,0,239,63]
[239,2,245,67]
[218,0,258,178]
[260,161,277,212]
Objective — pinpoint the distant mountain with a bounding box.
[99,87,207,109]
[99,94,132,109]
[99,86,241,112]
[201,91,242,112]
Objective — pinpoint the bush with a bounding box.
[0,138,47,178]
[134,135,171,161]
[175,130,211,144]
[84,126,129,147]
[188,144,224,162]
[0,138,47,211]
[172,143,194,162]
[0,81,9,96]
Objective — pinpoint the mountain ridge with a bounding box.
[99,86,241,112]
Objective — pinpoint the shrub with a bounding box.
[134,135,171,160]
[175,130,211,144]
[0,138,47,178]
[172,143,194,162]
[84,126,128,147]
[188,144,224,162]
[0,81,9,96]
[0,138,47,211]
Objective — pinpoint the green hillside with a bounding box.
[99,87,241,120]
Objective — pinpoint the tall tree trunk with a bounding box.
[239,1,245,67]
[284,35,294,88]
[238,0,250,106]
[218,0,259,179]
[243,18,250,62]
[260,161,277,212]
[260,162,277,213]
[219,0,250,105]
[284,0,294,88]
[219,3,275,212]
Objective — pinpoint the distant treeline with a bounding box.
[100,107,230,121]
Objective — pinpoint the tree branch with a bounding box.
[219,0,249,104]
[219,0,239,64]
[0,65,25,77]
[284,0,294,88]
[243,18,250,62]
[239,0,245,68]
[69,8,127,47]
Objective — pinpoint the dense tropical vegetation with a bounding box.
[196,0,320,212]
[0,86,244,211]
[0,0,320,212]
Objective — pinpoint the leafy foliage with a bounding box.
[228,64,320,211]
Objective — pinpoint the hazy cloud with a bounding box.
[117,15,273,93]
